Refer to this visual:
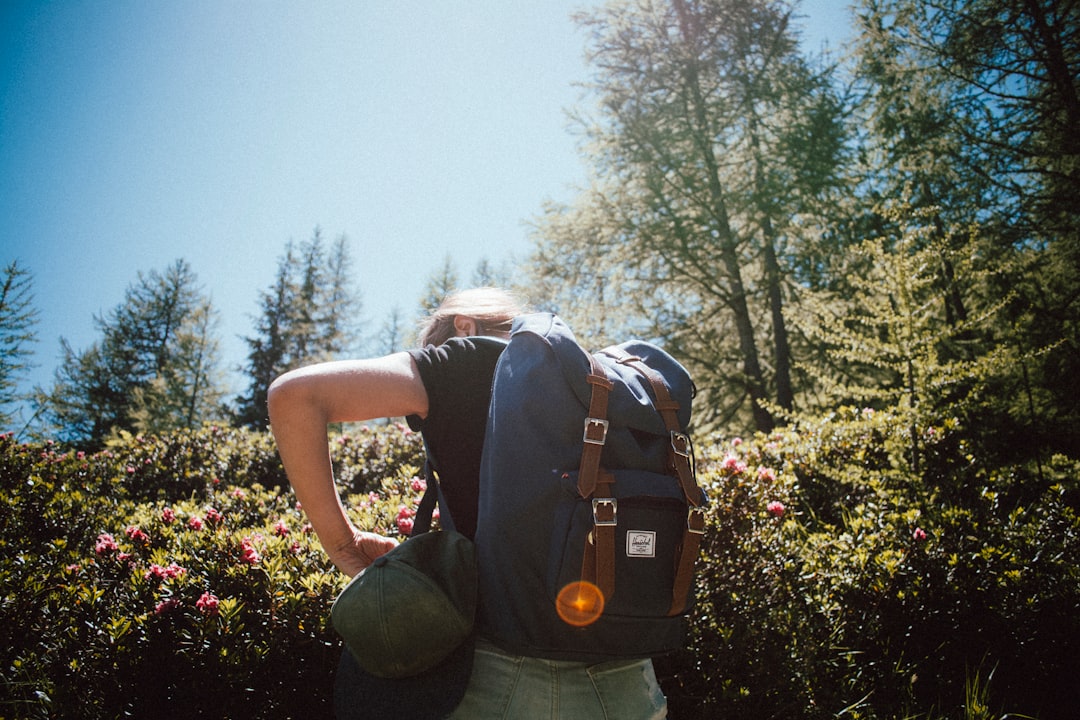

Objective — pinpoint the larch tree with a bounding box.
[530,0,849,432]
[850,0,1080,455]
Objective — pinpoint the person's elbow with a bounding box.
[267,368,312,426]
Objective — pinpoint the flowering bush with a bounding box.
[2,413,1077,719]
[329,422,425,494]
[0,427,430,720]
[659,408,1080,720]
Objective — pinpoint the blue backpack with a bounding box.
[474,313,706,661]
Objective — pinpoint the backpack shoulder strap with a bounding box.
[577,352,614,499]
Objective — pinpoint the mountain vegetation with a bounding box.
[1,1,1076,716]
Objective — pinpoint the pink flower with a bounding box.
[722,455,747,474]
[145,564,168,581]
[766,500,785,518]
[125,525,149,543]
[126,465,136,474]
[239,537,261,565]
[290,541,302,555]
[912,527,927,542]
[410,477,427,494]
[188,516,204,531]
[272,520,289,537]
[232,488,246,499]
[195,591,219,616]
[145,562,186,581]
[95,533,119,555]
[396,506,416,536]
[154,598,181,615]
[757,466,776,482]
[161,507,176,524]
[301,523,314,535]
[205,507,223,524]
[732,437,743,447]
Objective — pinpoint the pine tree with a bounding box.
[236,229,362,428]
[0,261,39,429]
[236,244,299,429]
[35,259,224,446]
[418,255,460,320]
[320,233,362,357]
[375,306,408,356]
[128,299,224,434]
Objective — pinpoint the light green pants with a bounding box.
[448,639,668,720]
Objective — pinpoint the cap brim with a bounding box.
[333,635,475,720]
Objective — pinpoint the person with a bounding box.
[267,287,669,719]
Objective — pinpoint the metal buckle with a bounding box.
[583,418,609,445]
[592,498,618,526]
[670,431,691,458]
[687,507,706,535]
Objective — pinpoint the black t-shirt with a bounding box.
[406,337,505,540]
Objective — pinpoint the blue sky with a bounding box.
[1,1,853,407]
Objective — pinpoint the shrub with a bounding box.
[661,409,1080,720]
[329,421,426,495]
[100,425,288,503]
[0,429,429,720]
[2,415,1077,720]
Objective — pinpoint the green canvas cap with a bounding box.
[331,530,478,679]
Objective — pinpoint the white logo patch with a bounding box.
[626,530,656,558]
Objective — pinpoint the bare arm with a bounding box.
[267,352,429,576]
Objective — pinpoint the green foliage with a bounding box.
[661,409,1080,720]
[329,422,426,496]
[32,259,225,448]
[530,0,854,434]
[795,199,1072,471]
[3,416,1076,719]
[235,230,362,429]
[849,0,1080,458]
[0,260,39,428]
[0,424,427,720]
[100,425,288,504]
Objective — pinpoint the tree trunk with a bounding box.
[674,0,775,432]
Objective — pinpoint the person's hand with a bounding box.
[329,530,400,577]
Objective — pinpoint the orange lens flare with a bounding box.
[556,581,605,627]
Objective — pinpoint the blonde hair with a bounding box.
[417,287,525,347]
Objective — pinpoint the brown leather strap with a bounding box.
[579,348,704,614]
[581,470,616,602]
[578,353,613,498]
[668,507,706,615]
[603,349,701,506]
[668,431,700,507]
